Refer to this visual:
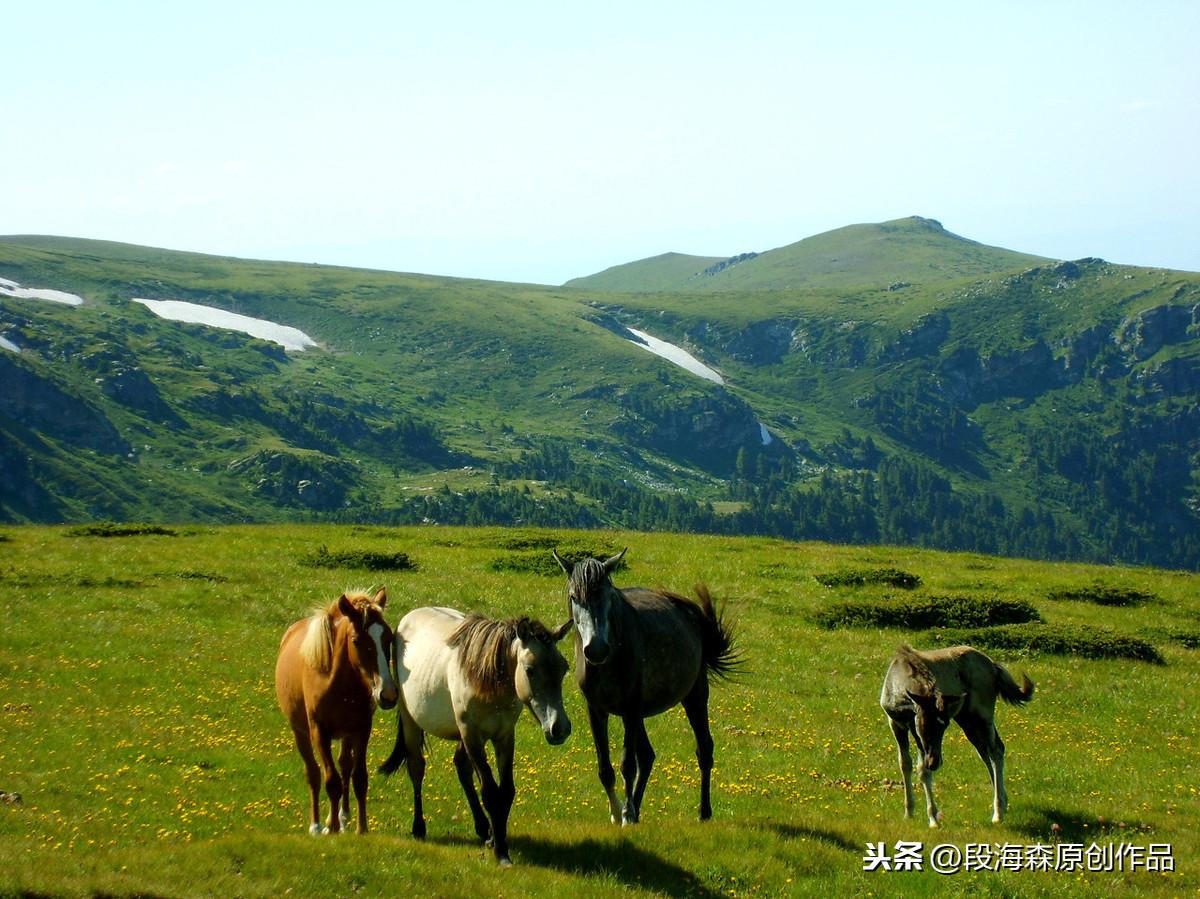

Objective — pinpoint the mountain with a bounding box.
[565,217,1045,292]
[2,221,1198,568]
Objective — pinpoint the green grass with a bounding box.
[0,525,1196,897]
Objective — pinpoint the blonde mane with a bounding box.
[299,590,376,673]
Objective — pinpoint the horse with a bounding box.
[552,548,739,825]
[378,607,572,866]
[879,643,1034,827]
[275,588,398,835]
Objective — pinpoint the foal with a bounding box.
[275,588,398,834]
[880,644,1034,827]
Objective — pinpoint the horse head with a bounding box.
[513,618,573,745]
[905,688,965,771]
[553,548,626,666]
[338,588,399,710]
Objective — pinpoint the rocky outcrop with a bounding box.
[78,349,183,425]
[226,449,357,511]
[880,313,950,362]
[0,355,129,455]
[611,386,789,476]
[1115,304,1199,362]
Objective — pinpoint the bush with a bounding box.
[1047,584,1157,607]
[814,567,922,589]
[66,522,177,537]
[813,594,1041,630]
[928,623,1164,664]
[299,545,417,571]
[489,545,626,578]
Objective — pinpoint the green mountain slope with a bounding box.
[2,223,1198,568]
[566,216,1045,292]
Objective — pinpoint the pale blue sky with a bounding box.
[4,1,1197,284]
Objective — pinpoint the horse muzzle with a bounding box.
[924,753,941,772]
[583,639,611,666]
[375,682,399,711]
[544,716,572,746]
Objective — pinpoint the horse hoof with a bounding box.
[308,823,324,836]
[497,857,513,868]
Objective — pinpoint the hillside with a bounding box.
[565,217,1046,292]
[2,222,1199,568]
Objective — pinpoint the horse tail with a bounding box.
[693,584,742,682]
[377,716,408,776]
[994,662,1035,706]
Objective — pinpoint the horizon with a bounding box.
[4,2,1198,285]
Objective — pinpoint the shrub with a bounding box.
[1047,583,1157,607]
[66,522,177,537]
[299,545,416,571]
[927,623,1164,664]
[489,545,626,578]
[814,567,922,589]
[813,594,1041,630]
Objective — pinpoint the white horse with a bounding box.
[378,606,571,865]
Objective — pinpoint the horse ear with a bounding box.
[372,587,388,609]
[515,618,533,642]
[603,547,627,573]
[551,549,571,574]
[338,594,363,627]
[551,618,573,642]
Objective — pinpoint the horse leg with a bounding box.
[312,726,343,834]
[291,726,324,834]
[454,741,491,843]
[889,717,915,819]
[682,678,715,821]
[621,713,655,825]
[989,723,1008,823]
[462,732,510,865]
[587,703,621,824]
[337,740,354,830]
[958,713,1000,823]
[916,752,940,828]
[350,731,371,834]
[491,732,517,866]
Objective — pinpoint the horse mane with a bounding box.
[449,614,552,701]
[895,644,936,694]
[299,590,375,674]
[568,557,612,597]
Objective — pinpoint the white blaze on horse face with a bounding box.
[572,595,611,664]
[368,623,398,707]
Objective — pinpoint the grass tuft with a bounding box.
[298,544,417,571]
[488,545,626,577]
[1047,583,1157,607]
[813,594,1041,629]
[928,622,1164,664]
[65,522,178,537]
[814,567,922,589]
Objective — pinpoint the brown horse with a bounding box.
[880,644,1034,827]
[378,606,572,865]
[275,588,398,834]
[553,549,739,825]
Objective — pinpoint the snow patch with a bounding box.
[0,334,20,354]
[758,422,773,446]
[0,278,84,306]
[626,327,724,384]
[131,299,318,352]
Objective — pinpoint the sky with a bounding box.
[4,1,1198,285]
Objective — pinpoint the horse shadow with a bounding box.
[509,834,725,899]
[764,821,859,852]
[1010,805,1154,843]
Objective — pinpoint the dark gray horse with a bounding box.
[552,549,739,824]
[880,644,1034,827]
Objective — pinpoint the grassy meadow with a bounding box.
[0,524,1196,897]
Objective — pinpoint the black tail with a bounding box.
[693,584,743,682]
[377,716,408,776]
[995,663,1035,706]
